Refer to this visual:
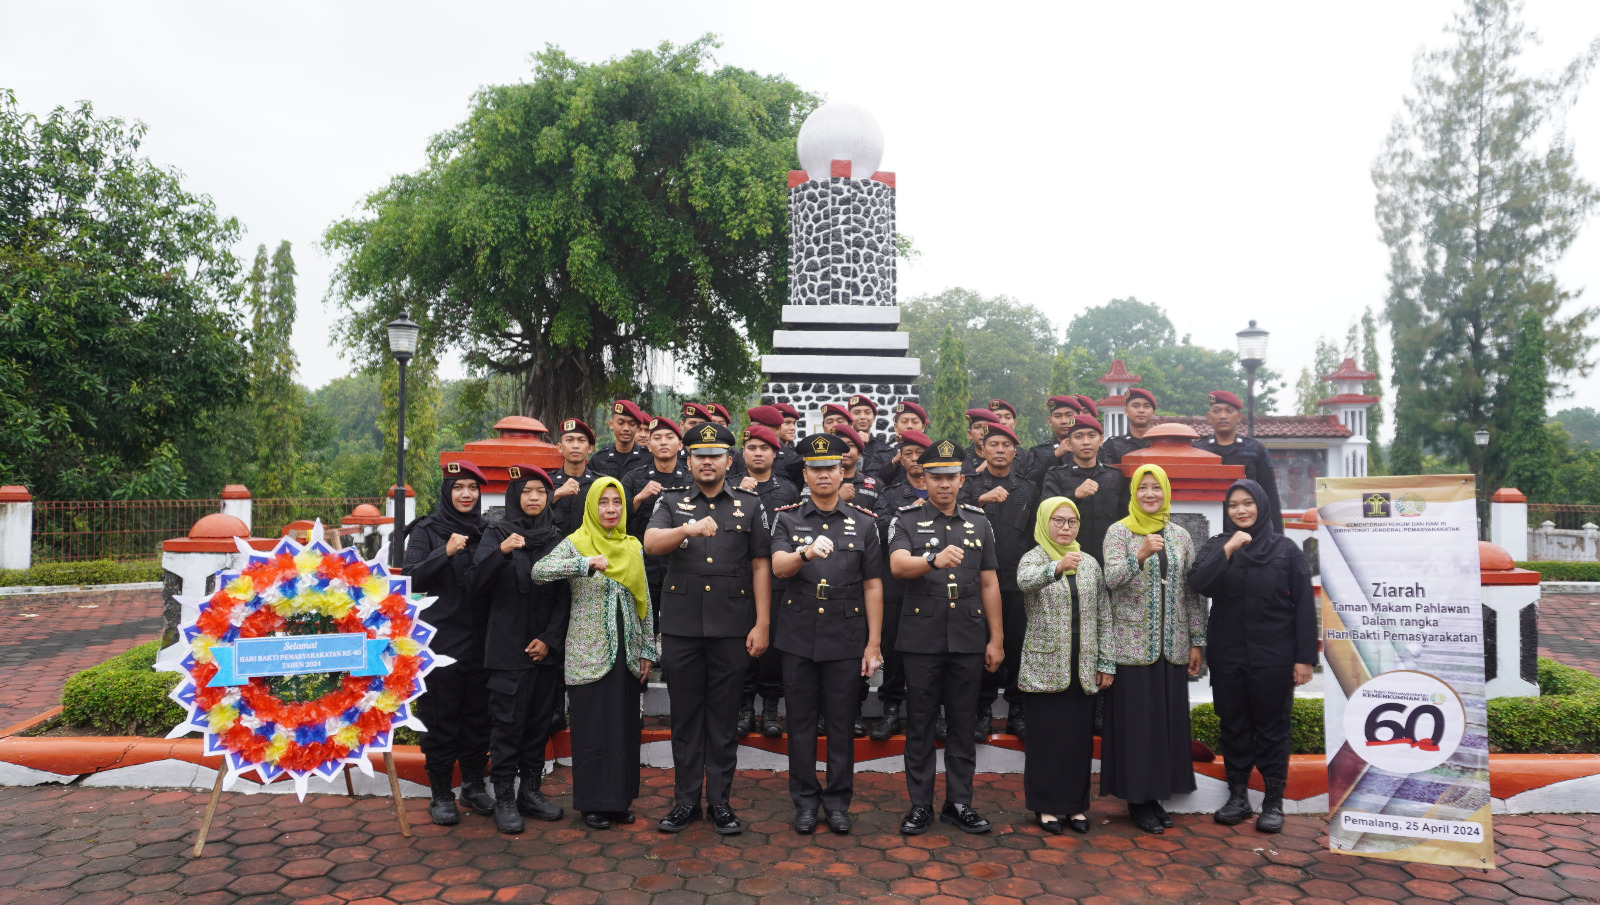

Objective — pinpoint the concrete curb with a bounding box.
[1541,581,1600,593]
[0,582,162,598]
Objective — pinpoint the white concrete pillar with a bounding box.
[0,486,31,571]
[1585,523,1598,561]
[219,484,252,532]
[1489,488,1529,562]
[385,485,416,528]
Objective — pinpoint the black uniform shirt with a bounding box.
[872,480,927,607]
[802,471,881,511]
[1194,435,1283,516]
[402,518,483,661]
[887,501,999,655]
[622,462,691,586]
[590,442,647,479]
[770,499,883,661]
[647,481,772,638]
[729,444,802,485]
[1101,434,1152,466]
[959,469,1036,592]
[550,466,600,534]
[1040,460,1128,565]
[860,436,896,482]
[1021,439,1065,488]
[1189,537,1317,667]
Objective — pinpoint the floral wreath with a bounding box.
[157,523,451,799]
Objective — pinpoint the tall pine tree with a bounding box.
[247,241,304,496]
[931,327,970,442]
[1500,308,1557,500]
[1358,307,1386,474]
[1374,0,1598,480]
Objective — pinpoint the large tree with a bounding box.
[0,90,247,500]
[903,288,1059,440]
[324,38,817,425]
[246,241,304,496]
[1062,297,1178,362]
[1374,0,1598,478]
[930,328,971,442]
[1499,308,1557,499]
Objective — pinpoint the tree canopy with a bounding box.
[0,90,248,500]
[904,288,1058,440]
[324,37,818,428]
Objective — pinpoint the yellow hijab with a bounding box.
[567,477,650,619]
[1034,497,1083,574]
[1117,463,1172,536]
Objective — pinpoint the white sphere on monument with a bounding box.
[796,102,885,182]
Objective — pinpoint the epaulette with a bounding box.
[849,503,877,518]
[774,502,802,512]
[960,503,985,514]
[666,485,692,494]
[729,485,760,496]
[898,502,922,512]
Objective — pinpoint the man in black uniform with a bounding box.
[705,403,733,426]
[623,417,690,619]
[549,418,601,533]
[888,439,1005,836]
[591,399,650,479]
[1023,396,1081,488]
[1101,387,1159,466]
[847,394,896,480]
[1041,415,1127,565]
[820,403,850,432]
[873,400,928,485]
[770,432,885,834]
[986,399,1035,483]
[773,403,806,487]
[1193,390,1283,517]
[645,422,772,836]
[735,423,801,738]
[962,408,1000,475]
[965,421,1037,741]
[730,405,802,484]
[819,424,882,518]
[869,430,931,741]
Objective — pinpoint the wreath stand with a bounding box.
[192,752,411,856]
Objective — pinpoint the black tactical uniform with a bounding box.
[729,443,803,483]
[964,467,1036,734]
[868,478,926,734]
[1193,434,1283,517]
[860,434,896,482]
[1024,438,1069,487]
[622,459,690,617]
[771,443,883,824]
[647,424,772,824]
[1100,433,1152,466]
[550,465,601,534]
[591,442,647,480]
[888,447,999,829]
[1041,459,1129,564]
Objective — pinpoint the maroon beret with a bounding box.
[442,460,489,485]
[829,423,865,452]
[609,399,648,424]
[822,403,852,421]
[965,407,1000,424]
[774,402,800,420]
[505,463,553,491]
[557,417,595,443]
[1125,388,1157,408]
[978,421,1019,445]
[742,425,781,449]
[1069,415,1105,436]
[893,400,928,422]
[681,402,714,422]
[846,394,878,414]
[897,429,933,450]
[705,403,731,422]
[746,405,784,428]
[647,416,682,440]
[1208,390,1244,410]
[988,398,1017,417]
[1073,395,1100,418]
[1047,395,1082,412]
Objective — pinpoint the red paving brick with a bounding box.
[1539,594,1600,676]
[0,589,163,729]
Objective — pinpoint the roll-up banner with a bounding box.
[1316,475,1494,870]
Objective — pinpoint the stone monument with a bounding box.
[760,103,920,435]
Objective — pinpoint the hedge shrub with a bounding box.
[1190,697,1326,755]
[1515,561,1600,582]
[60,640,184,735]
[0,559,163,588]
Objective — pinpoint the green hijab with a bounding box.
[567,477,650,620]
[1117,463,1172,536]
[1033,496,1083,574]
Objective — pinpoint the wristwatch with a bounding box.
[799,545,811,562]
[923,550,938,566]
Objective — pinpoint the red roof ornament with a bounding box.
[1322,358,1376,383]
[1098,359,1143,386]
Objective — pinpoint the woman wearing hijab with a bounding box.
[1187,479,1316,834]
[405,461,494,826]
[1100,464,1206,834]
[472,464,570,834]
[1015,497,1115,835]
[532,478,659,830]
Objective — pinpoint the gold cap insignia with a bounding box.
[811,435,831,453]
[699,424,718,441]
[508,466,521,480]
[446,462,461,474]
[937,441,955,458]
[563,419,577,432]
[612,402,624,414]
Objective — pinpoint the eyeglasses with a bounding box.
[1048,518,1079,529]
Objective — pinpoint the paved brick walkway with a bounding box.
[0,589,163,729]
[1538,594,1600,676]
[4,771,1600,905]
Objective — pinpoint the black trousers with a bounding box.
[978,590,1026,707]
[782,653,859,811]
[877,598,906,705]
[1210,659,1295,783]
[661,634,749,809]
[1021,688,1096,815]
[902,651,983,808]
[486,666,561,782]
[743,617,784,699]
[418,660,492,782]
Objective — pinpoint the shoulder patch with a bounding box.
[774,502,802,512]
[898,502,922,512]
[862,477,877,488]
[960,503,985,514]
[850,503,877,518]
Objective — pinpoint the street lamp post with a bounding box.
[1236,320,1270,438]
[387,312,420,568]
[1475,428,1491,541]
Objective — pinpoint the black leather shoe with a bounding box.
[934,713,948,742]
[583,811,612,830]
[1131,803,1165,834]
[737,695,756,736]
[458,778,495,816]
[870,701,902,741]
[1151,800,1174,829]
[428,793,460,826]
[826,809,851,834]
[611,810,636,824]
[1068,815,1091,834]
[710,805,743,835]
[940,802,992,834]
[1036,812,1062,834]
[657,804,701,833]
[793,808,818,834]
[762,695,784,738]
[900,805,933,835]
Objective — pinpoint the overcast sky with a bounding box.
[6,1,1600,432]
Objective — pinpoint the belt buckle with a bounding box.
[816,578,829,600]
[947,583,959,600]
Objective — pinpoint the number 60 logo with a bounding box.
[1342,671,1466,774]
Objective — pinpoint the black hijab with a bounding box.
[432,473,488,545]
[499,469,562,592]
[1221,478,1293,567]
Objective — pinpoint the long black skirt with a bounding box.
[1021,686,1096,815]
[1099,660,1196,803]
[566,624,644,813]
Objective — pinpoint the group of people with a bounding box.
[401,388,1315,839]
